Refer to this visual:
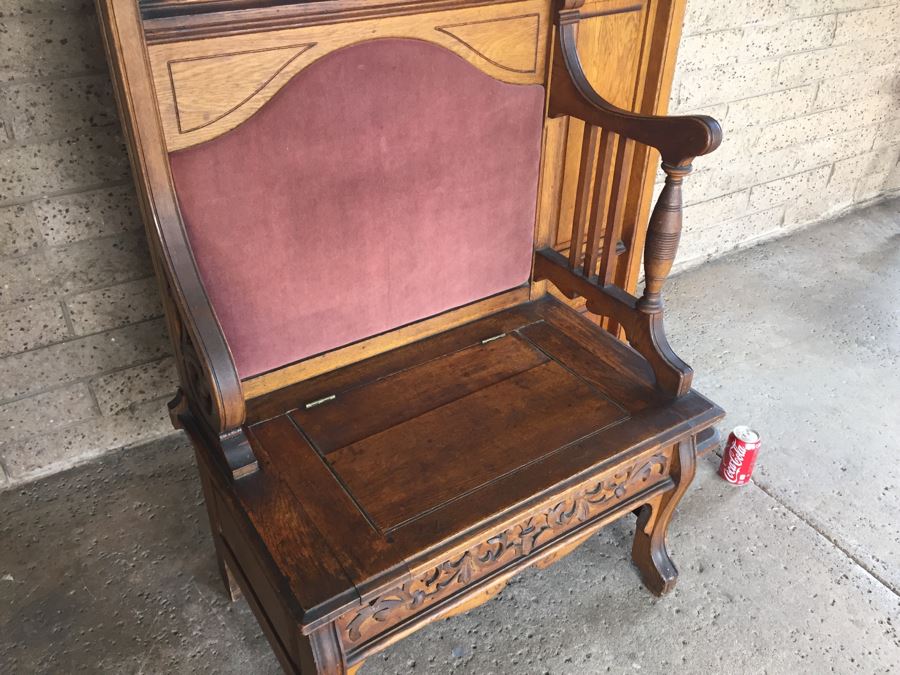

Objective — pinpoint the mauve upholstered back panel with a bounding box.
[169,39,544,379]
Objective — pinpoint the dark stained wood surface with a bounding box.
[289,334,550,455]
[248,417,401,588]
[324,358,627,531]
[518,317,661,411]
[237,297,723,631]
[245,302,547,423]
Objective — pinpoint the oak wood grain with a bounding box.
[324,358,628,531]
[149,0,548,150]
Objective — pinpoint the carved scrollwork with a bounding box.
[338,451,670,646]
[160,271,217,423]
[159,270,256,478]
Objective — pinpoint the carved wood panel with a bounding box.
[335,446,672,650]
[148,0,548,150]
[436,13,541,73]
[167,43,316,134]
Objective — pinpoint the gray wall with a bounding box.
[1,0,899,487]
[0,0,175,486]
[671,0,900,268]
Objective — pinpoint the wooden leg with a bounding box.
[695,426,721,458]
[305,622,351,674]
[631,438,697,596]
[197,469,242,602]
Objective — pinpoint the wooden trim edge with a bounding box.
[241,287,531,398]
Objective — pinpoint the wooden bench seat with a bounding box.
[190,298,722,671]
[96,0,727,670]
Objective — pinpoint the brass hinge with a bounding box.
[480,333,507,345]
[304,394,336,409]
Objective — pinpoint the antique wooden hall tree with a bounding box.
[97,0,725,671]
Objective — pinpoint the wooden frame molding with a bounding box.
[149,0,549,150]
[141,0,519,39]
[97,0,254,478]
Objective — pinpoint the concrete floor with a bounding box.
[2,198,899,674]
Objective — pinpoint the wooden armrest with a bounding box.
[534,249,692,397]
[97,0,255,480]
[549,2,722,166]
[536,0,726,397]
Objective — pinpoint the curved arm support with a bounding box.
[542,1,723,397]
[549,3,722,167]
[97,0,256,479]
[534,249,692,397]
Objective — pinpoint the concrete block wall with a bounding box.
[0,0,175,487]
[671,0,900,268]
[0,0,899,487]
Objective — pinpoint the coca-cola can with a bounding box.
[718,426,761,486]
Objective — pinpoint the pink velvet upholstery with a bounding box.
[169,39,544,378]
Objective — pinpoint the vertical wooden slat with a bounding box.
[568,124,599,271]
[554,118,583,249]
[583,128,616,279]
[599,137,635,286]
[534,118,568,252]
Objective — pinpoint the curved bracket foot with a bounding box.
[630,438,697,596]
[631,499,679,595]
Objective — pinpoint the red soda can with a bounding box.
[718,426,761,486]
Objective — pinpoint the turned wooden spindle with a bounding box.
[638,162,691,313]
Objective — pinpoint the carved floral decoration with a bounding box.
[339,452,670,645]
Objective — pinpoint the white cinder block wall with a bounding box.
[670,0,900,269]
[0,0,899,488]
